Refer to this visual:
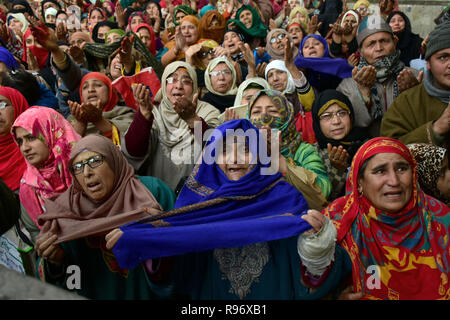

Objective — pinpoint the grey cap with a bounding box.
[356,15,394,47]
[425,21,450,59]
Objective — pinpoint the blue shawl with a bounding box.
[294,34,353,91]
[113,119,311,269]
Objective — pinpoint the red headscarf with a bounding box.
[79,72,119,112]
[133,23,156,56]
[0,87,29,191]
[324,137,450,300]
[22,28,50,70]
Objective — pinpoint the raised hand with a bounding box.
[35,232,65,266]
[56,22,68,42]
[29,20,59,52]
[115,1,126,28]
[105,228,124,250]
[26,48,39,71]
[347,53,359,67]
[397,69,423,92]
[307,15,322,35]
[81,100,103,124]
[68,44,86,65]
[301,209,326,235]
[132,83,154,121]
[352,65,377,98]
[327,144,350,171]
[68,100,87,123]
[173,93,198,122]
[432,102,450,136]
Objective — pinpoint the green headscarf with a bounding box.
[226,4,268,39]
[105,29,126,43]
[173,5,196,26]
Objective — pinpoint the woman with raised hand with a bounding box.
[122,61,220,191]
[311,89,369,201]
[35,134,175,299]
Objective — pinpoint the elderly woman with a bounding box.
[105,119,350,299]
[201,57,238,113]
[408,143,450,206]
[122,61,220,191]
[248,89,331,207]
[0,87,29,192]
[311,90,369,201]
[161,15,201,67]
[265,28,297,62]
[12,107,80,240]
[234,77,270,107]
[67,72,135,145]
[305,137,450,300]
[34,134,175,299]
[294,34,354,92]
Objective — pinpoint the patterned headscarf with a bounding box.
[248,89,302,160]
[12,107,81,227]
[408,143,448,201]
[324,137,450,300]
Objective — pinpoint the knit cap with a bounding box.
[356,15,393,47]
[424,21,450,59]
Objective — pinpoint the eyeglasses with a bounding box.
[199,49,214,58]
[210,69,232,77]
[356,7,368,13]
[71,155,105,175]
[319,110,350,121]
[269,33,286,44]
[166,77,193,86]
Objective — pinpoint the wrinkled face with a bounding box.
[389,14,406,33]
[427,48,450,91]
[217,138,255,181]
[0,95,15,136]
[269,31,287,53]
[81,79,109,107]
[239,10,253,29]
[249,95,281,122]
[223,31,241,54]
[343,14,357,26]
[89,9,104,28]
[70,37,86,48]
[165,68,194,104]
[8,18,24,34]
[130,15,144,31]
[46,14,56,24]
[137,28,152,48]
[302,37,325,58]
[14,127,49,168]
[97,25,111,40]
[72,151,116,202]
[106,32,122,44]
[241,88,261,106]
[288,25,303,46]
[180,20,198,45]
[109,53,122,79]
[318,103,352,141]
[267,69,288,92]
[146,3,160,18]
[210,63,233,94]
[361,32,396,64]
[358,153,413,213]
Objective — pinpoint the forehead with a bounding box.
[304,37,321,45]
[365,152,409,168]
[181,21,195,28]
[431,47,450,58]
[267,68,286,76]
[169,68,190,78]
[98,25,111,32]
[0,94,12,104]
[73,150,101,163]
[137,27,150,35]
[323,102,346,112]
[212,62,230,71]
[391,14,405,21]
[253,95,276,107]
[362,32,393,45]
[14,126,31,138]
[83,78,106,86]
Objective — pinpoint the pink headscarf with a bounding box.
[133,23,156,55]
[12,106,81,227]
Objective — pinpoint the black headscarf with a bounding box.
[387,11,423,65]
[0,178,20,236]
[92,20,119,43]
[312,89,368,160]
[40,0,61,16]
[10,0,36,18]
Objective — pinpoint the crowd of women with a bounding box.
[0,0,449,300]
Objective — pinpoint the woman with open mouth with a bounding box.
[311,89,369,200]
[67,72,135,146]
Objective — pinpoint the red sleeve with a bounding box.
[124,109,154,157]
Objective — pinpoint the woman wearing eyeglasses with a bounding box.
[34,134,176,299]
[311,90,369,200]
[11,106,80,242]
[201,57,239,114]
[122,61,220,191]
[265,28,298,62]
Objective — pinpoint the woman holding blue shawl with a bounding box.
[294,34,354,92]
[106,119,351,300]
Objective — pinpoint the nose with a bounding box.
[386,169,401,186]
[21,140,31,153]
[331,113,342,124]
[82,163,94,177]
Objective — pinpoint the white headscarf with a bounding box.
[233,77,270,107]
[204,56,238,96]
[264,60,296,95]
[341,10,359,27]
[7,13,30,34]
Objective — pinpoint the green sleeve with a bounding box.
[137,176,176,211]
[293,143,331,199]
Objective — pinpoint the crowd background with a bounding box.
[0,0,449,300]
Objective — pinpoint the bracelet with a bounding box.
[52,53,67,65]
